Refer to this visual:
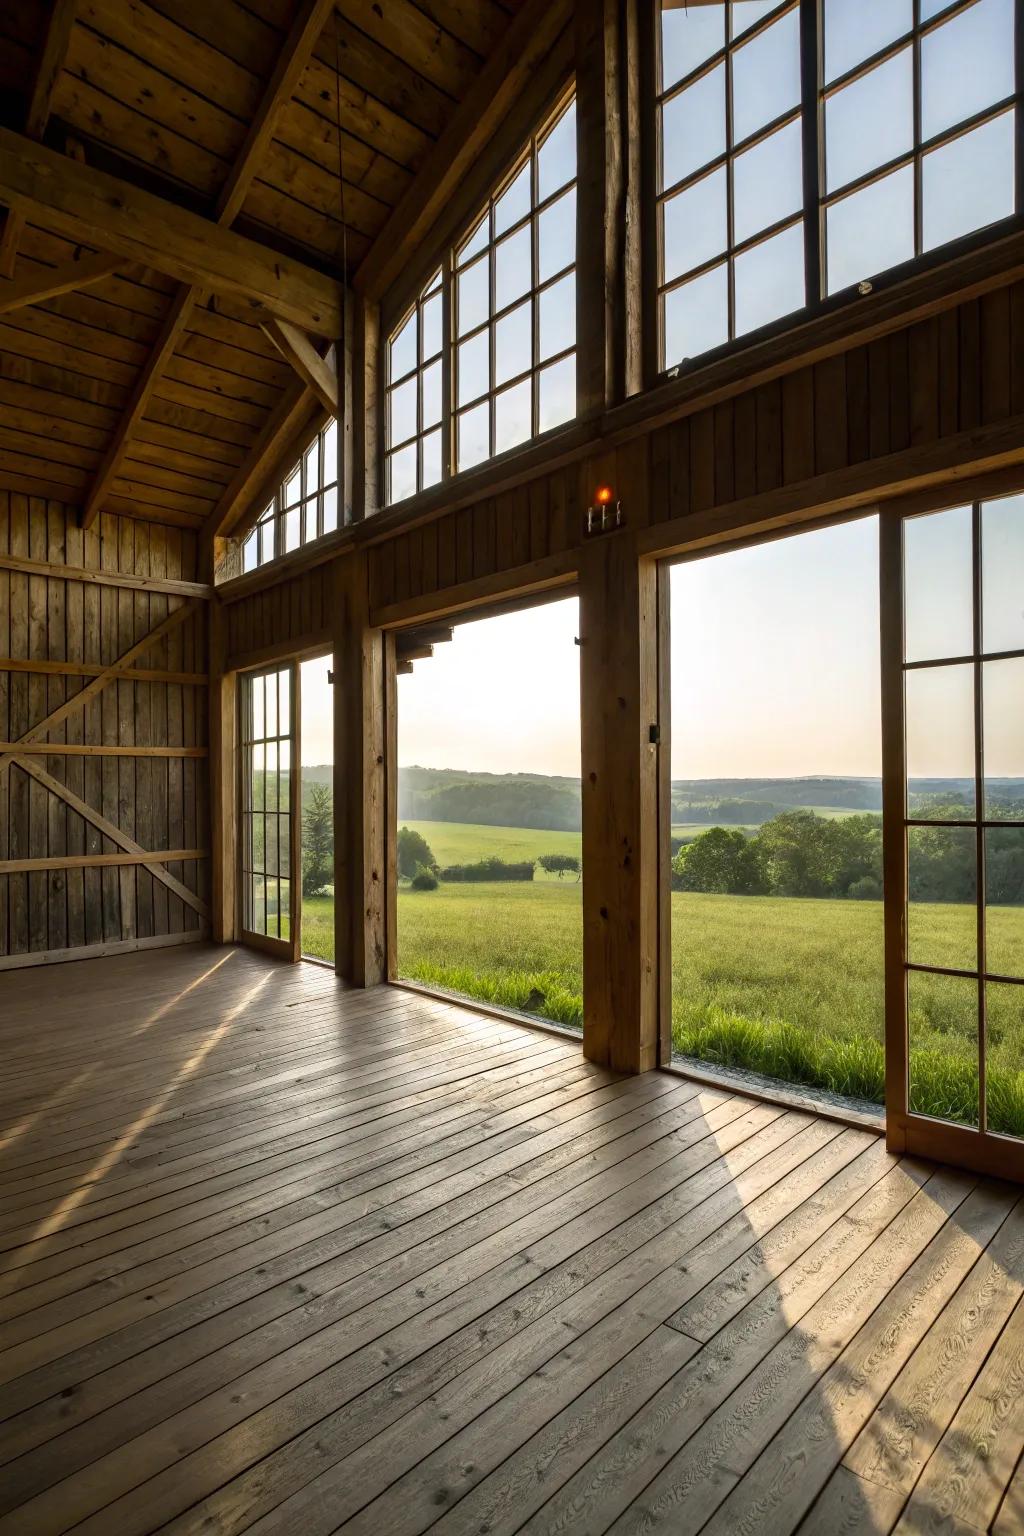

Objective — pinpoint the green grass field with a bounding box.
[301,818,1024,1134]
[399,819,582,870]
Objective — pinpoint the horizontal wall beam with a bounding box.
[0,929,206,973]
[0,658,208,685]
[0,553,211,599]
[0,743,208,758]
[0,849,207,874]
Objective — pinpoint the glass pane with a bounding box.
[421,428,442,490]
[266,876,280,937]
[283,504,300,553]
[662,66,726,189]
[279,730,291,801]
[495,298,532,386]
[421,359,442,430]
[494,378,532,454]
[322,419,338,485]
[908,970,979,1126]
[283,465,301,507]
[457,255,490,338]
[266,815,280,884]
[826,165,915,293]
[984,658,1024,815]
[458,402,489,471]
[420,292,442,361]
[424,267,442,295]
[731,1,781,38]
[265,735,278,795]
[921,0,1014,141]
[252,680,265,743]
[904,505,974,663]
[304,438,319,492]
[538,353,576,432]
[663,263,729,367]
[252,872,266,935]
[663,167,728,283]
[458,215,488,267]
[251,741,265,809]
[987,828,1024,979]
[983,494,1024,654]
[661,1,725,91]
[279,668,290,731]
[908,825,977,970]
[538,99,576,201]
[495,224,532,311]
[302,498,317,544]
[825,49,914,194]
[322,485,337,533]
[823,0,912,84]
[986,981,1024,1136]
[258,519,274,566]
[279,815,290,881]
[731,8,800,143]
[734,221,805,337]
[242,531,257,573]
[457,329,490,407]
[389,310,416,380]
[538,187,576,283]
[495,162,531,237]
[388,444,417,504]
[922,112,1015,254]
[906,665,976,818]
[732,118,803,244]
[539,271,575,363]
[279,877,291,939]
[389,376,417,446]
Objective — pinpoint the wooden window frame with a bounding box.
[381,88,579,510]
[238,660,302,962]
[647,0,1024,384]
[241,419,341,575]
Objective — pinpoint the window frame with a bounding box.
[241,417,341,575]
[381,85,579,510]
[648,0,1024,384]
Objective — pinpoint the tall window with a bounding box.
[383,93,578,506]
[822,0,1015,294]
[241,418,340,573]
[386,270,443,504]
[656,0,1019,374]
[657,1,806,369]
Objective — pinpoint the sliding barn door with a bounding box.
[881,493,1024,1179]
[239,663,301,960]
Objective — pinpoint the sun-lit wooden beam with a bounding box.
[206,378,318,543]
[354,0,572,302]
[262,318,339,415]
[0,252,121,314]
[0,0,77,279]
[78,0,338,530]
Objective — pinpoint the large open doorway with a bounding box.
[395,595,583,1031]
[665,517,885,1110]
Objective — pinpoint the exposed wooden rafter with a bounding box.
[354,0,573,303]
[0,252,122,314]
[0,0,77,279]
[75,0,338,533]
[262,319,340,415]
[206,378,320,544]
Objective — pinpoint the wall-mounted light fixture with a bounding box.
[585,484,624,537]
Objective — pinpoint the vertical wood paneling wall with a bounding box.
[0,493,210,966]
[225,559,334,665]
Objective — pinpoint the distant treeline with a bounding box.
[440,859,535,883]
[397,767,581,831]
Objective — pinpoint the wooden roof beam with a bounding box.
[262,318,340,415]
[0,0,77,279]
[0,129,343,335]
[0,252,122,313]
[353,0,574,303]
[205,378,320,545]
[77,0,339,531]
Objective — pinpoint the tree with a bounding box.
[537,853,581,879]
[410,867,438,891]
[397,825,437,880]
[672,827,763,895]
[302,783,333,897]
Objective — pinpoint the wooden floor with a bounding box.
[1,950,1024,1535]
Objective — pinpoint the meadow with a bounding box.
[301,818,1024,1134]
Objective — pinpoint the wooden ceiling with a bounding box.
[0,0,527,532]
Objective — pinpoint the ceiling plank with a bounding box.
[0,252,122,314]
[0,128,344,335]
[77,0,339,531]
[353,0,573,302]
[262,318,339,415]
[0,0,78,279]
[207,377,318,542]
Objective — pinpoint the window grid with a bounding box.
[239,666,293,942]
[655,1,805,369]
[900,496,1024,1138]
[654,0,1020,376]
[385,270,445,506]
[383,92,578,507]
[821,0,1018,296]
[241,418,340,574]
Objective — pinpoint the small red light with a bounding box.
[595,485,614,506]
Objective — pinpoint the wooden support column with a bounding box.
[208,600,237,943]
[333,552,389,984]
[579,463,660,1073]
[351,296,380,522]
